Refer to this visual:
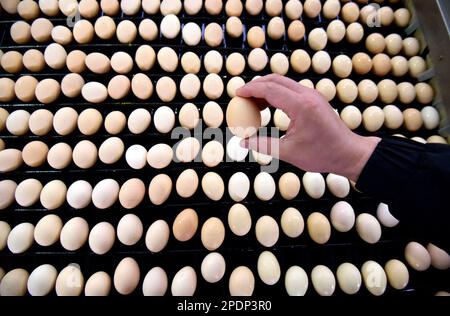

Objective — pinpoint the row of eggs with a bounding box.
[1,241,448,297]
[0,201,403,254]
[0,171,354,210]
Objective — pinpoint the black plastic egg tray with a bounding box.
[0,1,448,296]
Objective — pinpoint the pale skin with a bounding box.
[236,74,381,182]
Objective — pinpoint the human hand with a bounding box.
[236,74,381,182]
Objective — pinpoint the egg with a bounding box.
[226,52,246,75]
[226,16,243,38]
[145,219,170,253]
[39,180,67,210]
[398,82,416,105]
[124,145,146,170]
[358,79,378,104]
[0,268,29,296]
[385,33,403,55]
[157,47,178,73]
[308,28,327,51]
[311,265,335,296]
[228,203,252,236]
[185,0,202,15]
[330,201,355,233]
[0,221,8,249]
[15,178,42,207]
[260,108,272,127]
[291,49,311,73]
[88,222,115,255]
[311,51,331,74]
[15,75,37,102]
[30,18,53,42]
[86,53,111,74]
[202,140,224,167]
[277,172,300,200]
[372,53,392,77]
[226,136,249,162]
[81,82,108,103]
[175,137,201,162]
[403,37,420,57]
[94,16,116,40]
[415,83,434,105]
[53,107,78,136]
[352,52,372,75]
[7,222,34,254]
[92,179,120,209]
[203,74,224,101]
[253,172,276,201]
[73,19,95,44]
[229,266,255,296]
[403,108,423,131]
[38,0,59,16]
[203,101,224,128]
[6,109,30,135]
[0,149,23,172]
[128,108,151,134]
[201,172,224,201]
[146,144,173,169]
[179,102,200,129]
[203,51,222,74]
[1,51,23,74]
[391,56,409,77]
[116,20,137,43]
[366,33,386,54]
[427,135,447,144]
[316,78,336,102]
[66,50,86,73]
[285,0,302,19]
[55,264,84,296]
[135,45,156,71]
[173,208,198,242]
[427,243,450,270]
[304,0,321,18]
[362,106,384,132]
[160,0,182,15]
[256,251,280,286]
[114,257,140,295]
[336,262,361,295]
[160,14,180,39]
[60,217,89,251]
[117,214,143,246]
[340,105,362,130]
[361,260,387,296]
[228,172,250,202]
[47,142,72,169]
[98,137,124,165]
[18,0,39,20]
[108,75,131,100]
[226,77,245,98]
[384,259,409,290]
[284,266,308,296]
[77,108,102,135]
[287,20,305,42]
[171,266,197,296]
[142,267,168,296]
[409,56,427,78]
[66,180,92,209]
[405,241,431,271]
[302,172,325,199]
[176,169,199,198]
[200,252,226,284]
[307,212,331,244]
[0,180,16,210]
[281,207,304,238]
[256,215,279,247]
[27,264,57,296]
[326,173,350,198]
[148,174,172,205]
[378,79,398,104]
[346,22,364,44]
[436,291,450,296]
[118,178,145,209]
[85,271,111,296]
[332,55,352,78]
[376,203,399,227]
[201,217,225,251]
[252,150,273,165]
[44,43,67,69]
[395,8,411,27]
[0,78,15,102]
[154,106,176,133]
[355,213,381,244]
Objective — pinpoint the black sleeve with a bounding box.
[356,136,450,252]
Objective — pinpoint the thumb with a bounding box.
[240,136,283,160]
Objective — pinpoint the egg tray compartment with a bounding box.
[1,3,448,296]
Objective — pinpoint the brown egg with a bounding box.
[157,47,178,72]
[226,53,245,76]
[34,214,63,247]
[85,53,111,74]
[59,0,78,16]
[10,21,32,44]
[130,73,152,100]
[201,217,225,251]
[6,109,30,135]
[13,76,36,102]
[94,16,116,40]
[1,51,23,73]
[23,49,45,72]
[66,50,86,73]
[391,55,408,77]
[38,0,59,16]
[77,108,102,136]
[203,73,224,100]
[73,140,98,169]
[358,79,378,104]
[205,0,222,15]
[278,172,301,200]
[22,141,48,167]
[176,169,199,198]
[135,45,156,71]
[247,26,265,48]
[18,0,40,20]
[0,149,23,172]
[346,22,364,44]
[15,178,43,207]
[53,107,78,136]
[173,208,199,242]
[203,101,223,128]
[415,82,434,104]
[117,20,137,43]
[35,78,60,104]
[60,217,89,251]
[366,33,386,54]
[323,0,340,19]
[79,0,100,18]
[397,82,416,104]
[60,73,84,98]
[403,108,423,132]
[0,180,17,210]
[341,2,359,23]
[285,0,303,20]
[181,52,201,74]
[245,0,263,15]
[267,17,285,41]
[304,0,321,18]
[227,76,245,98]
[288,20,305,42]
[119,178,145,209]
[204,22,223,47]
[39,180,67,210]
[291,49,311,74]
[226,96,261,138]
[99,137,124,164]
[148,174,172,205]
[105,111,126,134]
[265,0,282,16]
[307,212,331,244]
[352,52,372,75]
[226,16,243,38]
[30,18,53,42]
[225,0,242,16]
[179,102,200,129]
[73,20,95,44]
[180,74,201,100]
[156,76,177,102]
[101,0,120,15]
[394,8,411,27]
[47,143,72,169]
[51,25,72,45]
[372,53,391,77]
[403,37,420,57]
[29,108,54,135]
[134,19,155,41]
[0,108,8,131]
[108,75,131,100]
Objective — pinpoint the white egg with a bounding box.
[257,251,281,285]
[0,268,29,296]
[355,213,381,244]
[27,264,57,296]
[253,172,276,201]
[384,259,409,290]
[171,266,197,296]
[66,180,92,209]
[302,172,325,199]
[142,267,168,296]
[376,203,399,228]
[260,108,271,127]
[92,179,119,209]
[228,203,252,236]
[125,144,147,169]
[117,213,143,246]
[201,252,226,283]
[280,207,304,238]
[201,172,224,201]
[7,222,34,254]
[330,201,355,232]
[273,109,291,131]
[60,217,89,251]
[255,215,279,247]
[85,271,111,296]
[55,264,84,296]
[229,266,255,296]
[145,219,170,253]
[88,222,115,255]
[226,136,249,162]
[154,106,175,133]
[427,243,450,270]
[251,150,273,165]
[285,266,308,296]
[336,262,361,295]
[404,241,431,271]
[361,260,387,296]
[228,172,250,202]
[311,265,336,296]
[326,173,350,198]
[421,106,440,130]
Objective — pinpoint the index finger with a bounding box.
[254,74,313,95]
